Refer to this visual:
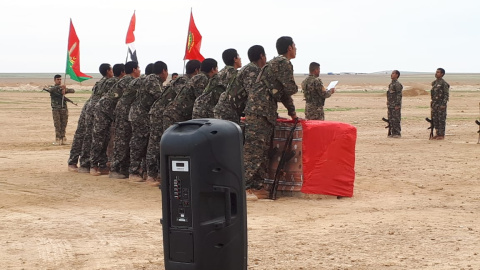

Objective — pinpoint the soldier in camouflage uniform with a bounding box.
[67,96,90,172]
[430,68,450,140]
[386,70,403,138]
[301,62,335,121]
[75,64,114,173]
[214,45,267,124]
[162,59,216,131]
[243,36,298,200]
[146,60,201,183]
[192,49,241,119]
[98,61,140,179]
[128,61,168,183]
[47,74,75,146]
[89,64,126,176]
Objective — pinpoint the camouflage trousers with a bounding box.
[146,116,163,178]
[52,109,68,140]
[163,112,189,132]
[387,107,402,136]
[192,94,214,119]
[68,105,87,165]
[90,109,113,169]
[129,115,150,176]
[432,104,447,136]
[305,104,325,120]
[111,117,131,175]
[243,114,274,189]
[214,105,240,124]
[79,110,94,168]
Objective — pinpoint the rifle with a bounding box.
[382,117,391,136]
[42,87,77,106]
[269,117,299,200]
[477,102,480,144]
[426,117,434,139]
[476,119,480,144]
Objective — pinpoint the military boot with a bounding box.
[61,137,69,145]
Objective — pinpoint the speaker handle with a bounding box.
[213,186,232,228]
[176,119,212,127]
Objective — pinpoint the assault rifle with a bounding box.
[426,117,434,139]
[42,87,77,106]
[269,117,299,200]
[476,119,480,144]
[382,117,391,136]
[477,102,480,144]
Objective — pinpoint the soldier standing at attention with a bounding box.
[88,64,126,175]
[81,64,114,174]
[243,36,298,200]
[430,68,450,140]
[68,64,117,172]
[48,74,75,146]
[146,60,200,184]
[107,61,140,179]
[67,95,90,171]
[192,49,241,119]
[128,61,168,183]
[162,58,217,130]
[214,45,267,124]
[301,62,335,121]
[386,70,403,138]
[218,49,242,88]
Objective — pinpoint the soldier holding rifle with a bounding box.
[386,70,403,138]
[45,74,75,145]
[429,68,449,140]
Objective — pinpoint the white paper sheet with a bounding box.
[327,81,338,91]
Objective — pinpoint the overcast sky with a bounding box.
[1,0,479,75]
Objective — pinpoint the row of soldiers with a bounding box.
[64,36,302,199]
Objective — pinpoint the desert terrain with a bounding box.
[0,73,479,269]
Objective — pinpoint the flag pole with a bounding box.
[63,18,73,108]
[182,8,192,75]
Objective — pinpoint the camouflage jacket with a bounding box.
[244,55,298,124]
[90,76,111,104]
[301,75,332,107]
[431,78,450,106]
[386,79,403,108]
[217,65,238,88]
[129,74,164,121]
[104,74,134,120]
[105,75,135,102]
[113,75,146,122]
[95,76,121,118]
[149,74,192,118]
[192,74,226,118]
[163,72,209,118]
[214,62,260,122]
[86,77,111,113]
[48,85,75,110]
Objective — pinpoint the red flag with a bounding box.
[125,11,138,63]
[184,11,205,62]
[65,19,92,82]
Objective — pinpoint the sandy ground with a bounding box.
[1,74,480,269]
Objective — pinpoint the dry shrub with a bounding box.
[404,84,429,96]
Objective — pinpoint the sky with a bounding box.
[1,0,480,75]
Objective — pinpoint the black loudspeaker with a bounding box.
[160,119,247,270]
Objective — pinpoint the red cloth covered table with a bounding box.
[300,120,357,197]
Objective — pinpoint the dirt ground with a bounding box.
[0,74,479,269]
